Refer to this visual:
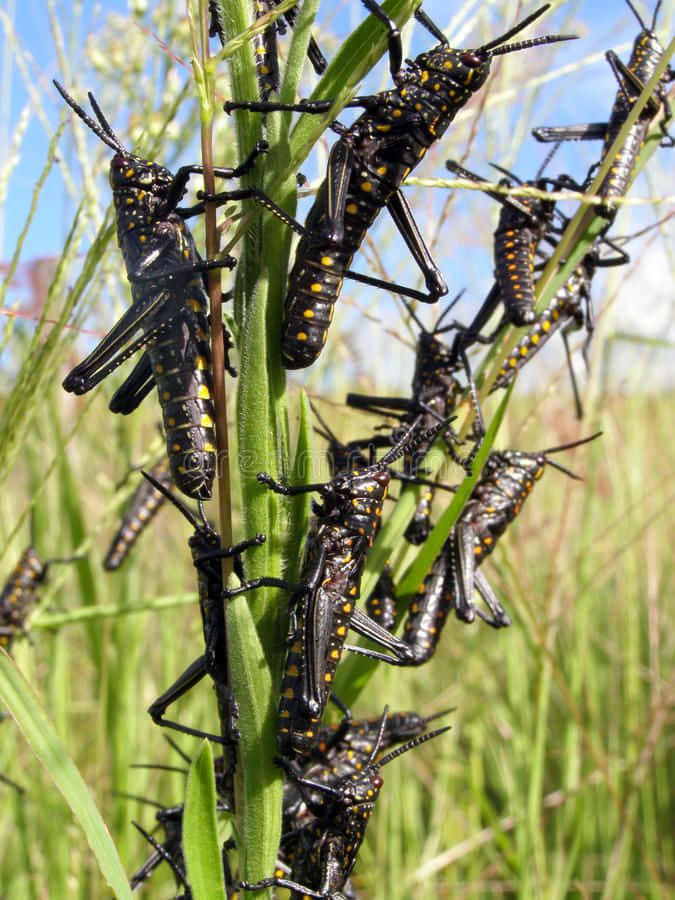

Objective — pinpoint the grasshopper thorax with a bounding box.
[109,152,175,195]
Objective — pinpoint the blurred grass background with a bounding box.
[0,0,673,897]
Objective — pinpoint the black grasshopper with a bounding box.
[231,710,450,899]
[228,420,447,757]
[130,804,186,893]
[532,0,673,221]
[445,153,572,330]
[283,706,451,833]
[1,544,82,652]
[222,0,576,368]
[346,296,483,545]
[142,471,266,745]
[311,402,397,628]
[103,456,174,571]
[55,82,267,499]
[490,238,630,417]
[127,709,444,895]
[208,0,326,102]
[396,433,602,664]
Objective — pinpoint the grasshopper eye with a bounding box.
[459,50,483,68]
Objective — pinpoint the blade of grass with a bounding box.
[0,649,133,900]
[184,740,226,900]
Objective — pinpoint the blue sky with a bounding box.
[2,0,663,260]
[0,0,672,388]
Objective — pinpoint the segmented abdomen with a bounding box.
[365,564,397,631]
[598,117,650,212]
[599,35,665,212]
[281,159,401,369]
[251,0,281,101]
[104,458,173,570]
[401,550,452,665]
[464,457,544,562]
[281,76,454,369]
[404,487,435,545]
[492,269,586,390]
[148,286,217,500]
[0,547,44,650]
[494,214,541,327]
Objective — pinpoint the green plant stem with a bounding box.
[194,2,236,783]
[220,0,282,893]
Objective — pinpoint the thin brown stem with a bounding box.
[196,0,234,755]
[197,8,234,558]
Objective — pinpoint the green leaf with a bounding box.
[184,740,226,900]
[398,388,511,595]
[0,650,133,900]
[287,389,313,583]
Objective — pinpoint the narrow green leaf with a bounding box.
[184,740,226,900]
[398,388,511,595]
[225,588,281,893]
[0,650,133,900]
[279,0,321,104]
[33,593,198,628]
[287,389,313,583]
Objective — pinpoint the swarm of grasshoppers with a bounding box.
[3,0,669,896]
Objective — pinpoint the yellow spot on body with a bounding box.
[198,385,211,399]
[201,414,213,428]
[195,355,207,370]
[361,181,373,192]
[303,308,314,318]
[321,256,333,266]
[296,332,308,341]
[346,203,358,214]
